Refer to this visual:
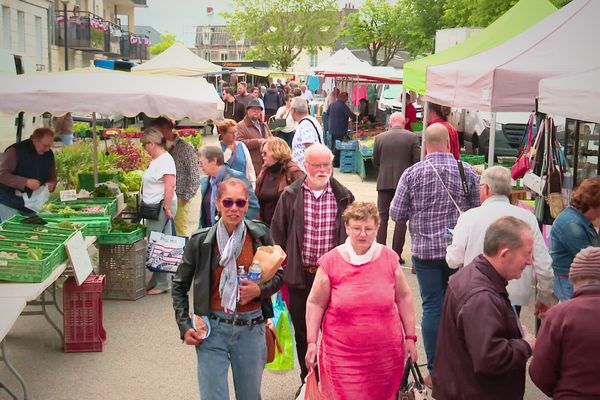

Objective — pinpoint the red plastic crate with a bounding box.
[63,275,107,352]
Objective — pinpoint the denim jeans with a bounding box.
[412,257,456,374]
[146,199,177,291]
[196,309,266,400]
[0,203,20,222]
[553,275,574,302]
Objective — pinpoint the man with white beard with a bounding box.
[271,144,354,390]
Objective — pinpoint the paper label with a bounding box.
[60,190,78,202]
[65,231,93,285]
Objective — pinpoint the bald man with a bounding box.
[373,112,420,263]
[389,122,480,385]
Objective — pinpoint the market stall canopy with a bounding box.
[131,43,221,75]
[426,0,600,112]
[235,68,296,78]
[313,48,403,83]
[402,0,556,95]
[538,67,600,123]
[0,68,224,121]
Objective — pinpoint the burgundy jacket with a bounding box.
[433,255,532,400]
[529,285,600,399]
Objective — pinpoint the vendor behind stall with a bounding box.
[0,128,57,221]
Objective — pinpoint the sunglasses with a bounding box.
[221,198,248,208]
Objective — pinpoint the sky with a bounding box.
[135,0,363,46]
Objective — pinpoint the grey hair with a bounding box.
[481,166,512,197]
[483,216,532,256]
[291,97,309,114]
[198,145,224,166]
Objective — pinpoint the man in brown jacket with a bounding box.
[433,216,536,400]
[372,112,420,263]
[236,99,272,175]
[271,144,354,387]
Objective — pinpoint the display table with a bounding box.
[0,235,96,399]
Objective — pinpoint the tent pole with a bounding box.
[488,112,496,167]
[92,112,98,186]
[401,87,407,118]
[420,101,429,161]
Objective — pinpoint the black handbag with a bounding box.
[398,360,431,400]
[139,200,162,221]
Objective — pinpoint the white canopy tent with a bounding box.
[0,68,224,183]
[538,67,600,123]
[131,43,221,75]
[313,48,403,83]
[425,0,600,163]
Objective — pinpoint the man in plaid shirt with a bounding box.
[272,144,354,386]
[390,123,480,385]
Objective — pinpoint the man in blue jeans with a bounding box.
[390,123,480,386]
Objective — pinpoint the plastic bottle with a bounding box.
[237,265,248,284]
[248,260,262,282]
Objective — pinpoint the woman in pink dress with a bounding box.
[305,202,418,400]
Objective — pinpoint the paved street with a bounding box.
[0,136,549,399]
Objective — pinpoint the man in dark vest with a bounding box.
[0,128,57,221]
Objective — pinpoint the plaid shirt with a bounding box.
[301,180,338,266]
[390,152,480,260]
[169,137,200,201]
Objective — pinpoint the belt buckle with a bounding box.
[306,266,318,274]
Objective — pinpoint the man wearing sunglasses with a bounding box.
[198,145,259,228]
[172,177,283,399]
[271,144,354,388]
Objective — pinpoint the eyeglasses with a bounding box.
[349,227,377,235]
[221,198,248,208]
[306,162,332,169]
[198,158,210,166]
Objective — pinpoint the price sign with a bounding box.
[59,190,77,202]
[65,231,93,285]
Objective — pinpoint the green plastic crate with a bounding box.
[97,227,146,245]
[77,172,121,192]
[43,216,112,236]
[47,197,117,218]
[0,239,66,265]
[0,246,62,282]
[460,154,486,165]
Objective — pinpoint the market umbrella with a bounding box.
[0,68,224,183]
[131,43,221,75]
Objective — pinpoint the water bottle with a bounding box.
[237,265,248,284]
[248,260,262,282]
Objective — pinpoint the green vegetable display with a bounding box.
[91,184,118,198]
[122,170,143,192]
[111,218,143,233]
[27,248,43,260]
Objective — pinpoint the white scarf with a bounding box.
[216,220,247,313]
[343,237,380,265]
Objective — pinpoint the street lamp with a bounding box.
[61,0,69,70]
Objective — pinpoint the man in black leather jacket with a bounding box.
[172,177,282,399]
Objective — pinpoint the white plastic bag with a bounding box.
[21,185,50,212]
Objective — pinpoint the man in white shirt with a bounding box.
[446,166,556,317]
[290,97,323,172]
[300,84,314,102]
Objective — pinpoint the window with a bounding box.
[17,11,25,52]
[35,17,43,64]
[203,50,210,61]
[310,51,318,68]
[2,7,11,50]
[219,51,228,61]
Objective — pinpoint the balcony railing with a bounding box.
[54,11,106,52]
[104,21,123,55]
[132,0,148,6]
[120,32,150,60]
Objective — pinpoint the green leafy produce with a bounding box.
[91,184,118,198]
[27,248,43,260]
[111,218,143,233]
[122,170,143,192]
[58,221,75,229]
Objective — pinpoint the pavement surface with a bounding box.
[0,135,549,399]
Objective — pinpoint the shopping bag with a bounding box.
[511,114,534,179]
[266,293,294,371]
[304,369,325,400]
[398,360,432,400]
[145,219,187,273]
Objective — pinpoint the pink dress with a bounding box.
[317,246,405,400]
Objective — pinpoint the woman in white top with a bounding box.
[274,94,296,148]
[218,119,256,189]
[141,128,177,295]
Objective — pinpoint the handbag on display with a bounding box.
[522,117,546,195]
[546,119,565,218]
[511,114,535,179]
[398,360,431,400]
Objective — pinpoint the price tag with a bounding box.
[60,190,77,202]
[65,231,93,285]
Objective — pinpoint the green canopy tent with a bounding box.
[402,0,557,95]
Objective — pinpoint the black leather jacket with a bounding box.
[172,219,283,338]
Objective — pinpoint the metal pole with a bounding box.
[63,1,68,71]
[401,87,407,117]
[92,112,98,186]
[420,101,429,161]
[488,112,496,167]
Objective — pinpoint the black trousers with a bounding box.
[287,272,316,383]
[376,189,407,260]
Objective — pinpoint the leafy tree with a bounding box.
[222,0,340,71]
[339,0,407,66]
[149,33,178,56]
[401,0,446,57]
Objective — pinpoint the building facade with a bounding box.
[194,7,251,62]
